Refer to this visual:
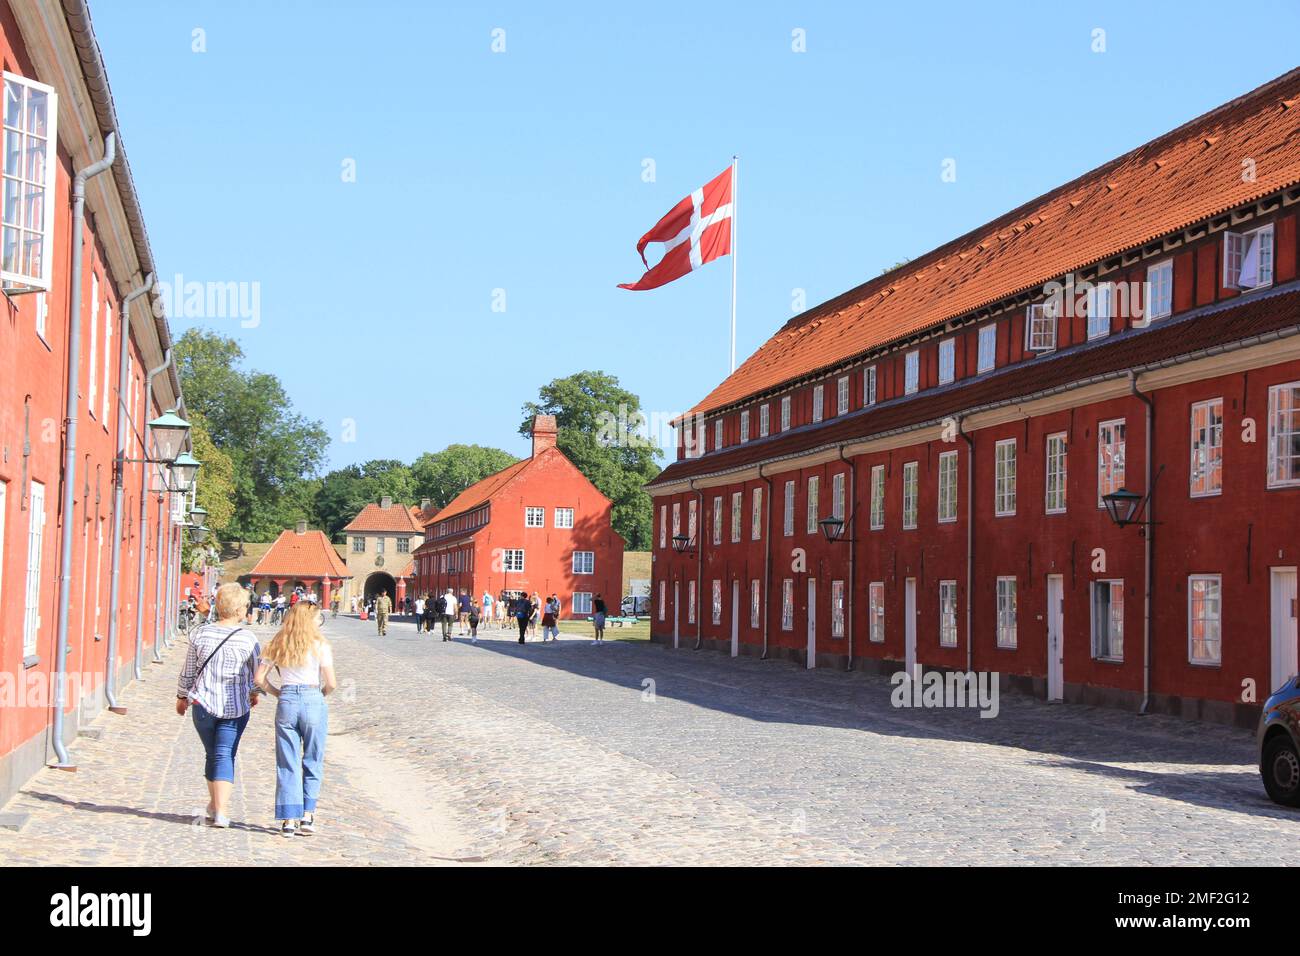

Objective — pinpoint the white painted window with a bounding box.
[740,409,750,444]
[712,495,722,545]
[572,551,594,574]
[1091,579,1124,661]
[812,384,824,423]
[375,536,385,554]
[751,487,763,541]
[939,581,958,647]
[837,376,849,415]
[659,504,666,548]
[750,579,760,628]
[714,418,723,451]
[759,403,770,437]
[904,350,919,395]
[1025,302,1057,352]
[783,480,795,537]
[1223,223,1274,292]
[1,73,58,290]
[23,480,45,657]
[831,581,845,638]
[101,300,113,426]
[781,579,794,630]
[806,475,819,534]
[88,272,99,416]
[658,579,665,621]
[977,325,997,373]
[687,499,697,543]
[868,582,885,643]
[1046,432,1068,514]
[352,536,365,553]
[525,506,545,528]
[938,339,955,385]
[682,415,694,458]
[730,491,742,543]
[832,471,845,521]
[780,396,791,432]
[34,290,46,340]
[995,439,1017,516]
[503,549,525,572]
[865,366,877,406]
[712,579,722,625]
[1145,260,1173,321]
[996,577,1017,648]
[687,580,697,624]
[870,464,885,530]
[1267,383,1300,488]
[573,592,593,615]
[554,506,574,528]
[1190,399,1223,497]
[396,537,410,554]
[902,461,918,530]
[1188,575,1222,665]
[1088,282,1112,340]
[671,502,681,538]
[1097,419,1126,505]
[938,450,958,523]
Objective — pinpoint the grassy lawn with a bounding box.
[557,617,651,642]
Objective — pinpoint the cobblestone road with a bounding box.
[2,613,1294,865]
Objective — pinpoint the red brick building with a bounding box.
[413,416,625,618]
[246,523,351,604]
[649,68,1300,726]
[0,0,188,802]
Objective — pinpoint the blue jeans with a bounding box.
[191,704,250,783]
[274,686,328,820]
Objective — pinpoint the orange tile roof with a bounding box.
[343,502,425,534]
[428,458,534,524]
[249,529,351,579]
[688,67,1300,417]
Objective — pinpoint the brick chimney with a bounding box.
[531,414,558,456]
[295,519,307,535]
[420,497,431,511]
[380,495,392,509]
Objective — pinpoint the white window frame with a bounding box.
[865,365,877,406]
[1188,574,1222,666]
[806,475,819,534]
[1189,398,1223,498]
[687,499,697,544]
[714,418,723,451]
[712,579,723,626]
[102,299,113,426]
[783,480,795,537]
[1045,432,1067,515]
[1267,382,1300,489]
[812,383,824,423]
[1,72,59,291]
[1025,302,1057,353]
[751,487,763,541]
[836,375,849,415]
[938,450,958,523]
[572,551,594,575]
[1088,282,1112,340]
[902,461,918,530]
[730,491,742,543]
[525,506,545,528]
[996,576,1017,649]
[671,502,681,539]
[23,479,45,657]
[1097,418,1126,506]
[870,464,885,530]
[740,409,750,444]
[554,506,575,528]
[503,548,525,572]
[832,471,845,521]
[573,591,593,615]
[868,582,885,643]
[781,579,794,631]
[658,579,665,621]
[760,403,770,437]
[712,495,722,545]
[659,504,667,548]
[750,579,760,629]
[977,325,997,373]
[1222,223,1274,293]
[995,438,1017,517]
[939,580,958,647]
[352,536,365,553]
[831,580,845,638]
[88,272,99,417]
[1091,579,1125,662]
[904,350,919,395]
[34,290,47,341]
[938,338,955,385]
[1145,259,1173,321]
[780,396,791,432]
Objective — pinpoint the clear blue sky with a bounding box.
[92,0,1300,469]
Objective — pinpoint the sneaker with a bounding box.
[298,813,315,836]
[280,821,297,838]
[210,813,231,829]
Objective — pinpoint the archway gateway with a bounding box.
[364,571,396,605]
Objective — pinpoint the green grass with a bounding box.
[557,617,650,642]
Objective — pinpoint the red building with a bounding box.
[413,416,624,618]
[649,68,1300,727]
[0,0,188,803]
[246,522,352,605]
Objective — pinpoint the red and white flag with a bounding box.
[618,165,733,291]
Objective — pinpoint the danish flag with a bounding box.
[618,165,734,291]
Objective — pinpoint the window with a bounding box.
[671,502,681,539]
[939,581,958,647]
[837,376,849,415]
[781,579,794,630]
[1145,260,1173,321]
[904,350,919,395]
[938,339,955,385]
[554,507,574,528]
[714,418,723,451]
[1190,399,1223,497]
[759,404,770,437]
[712,495,722,545]
[995,439,1017,516]
[870,465,885,530]
[730,491,742,543]
[375,537,385,554]
[682,416,695,457]
[865,366,877,406]
[902,461,918,530]
[689,580,699,623]
[868,582,885,643]
[938,450,958,523]
[712,580,722,625]
[2,73,58,290]
[658,579,665,621]
[1223,223,1274,292]
[525,506,544,528]
[977,325,997,373]
[34,291,46,340]
[781,396,791,432]
[88,273,98,415]
[1045,432,1067,514]
[1267,383,1300,488]
[23,480,45,657]
[573,592,593,615]
[397,537,410,554]
[102,300,112,425]
[1088,282,1112,340]
[740,409,750,443]
[1097,419,1126,505]
[1025,302,1057,352]
[812,384,824,423]
[352,536,365,553]
[783,480,795,536]
[687,499,697,543]
[1188,575,1222,665]
[750,580,760,628]
[503,549,525,572]
[572,551,594,574]
[806,475,819,534]
[659,504,667,548]
[831,581,845,638]
[832,471,845,521]
[751,487,763,541]
[1091,580,1124,661]
[996,577,1017,648]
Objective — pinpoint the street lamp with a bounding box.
[169,451,201,490]
[188,504,209,528]
[1101,487,1144,528]
[819,515,852,543]
[671,534,696,555]
[148,409,190,462]
[188,524,211,545]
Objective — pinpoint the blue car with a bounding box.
[1259,675,1300,806]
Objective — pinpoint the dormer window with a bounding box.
[1088,282,1113,340]
[1026,302,1058,352]
[740,409,750,443]
[977,325,996,373]
[1223,223,1274,292]
[1145,260,1173,321]
[938,339,955,385]
[714,417,723,451]
[865,366,877,406]
[812,384,824,423]
[759,403,770,436]
[837,375,849,415]
[780,396,791,431]
[904,350,919,395]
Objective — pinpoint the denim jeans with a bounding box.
[191,704,250,783]
[274,686,328,820]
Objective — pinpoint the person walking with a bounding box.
[441,587,457,641]
[374,590,392,636]
[541,594,560,642]
[176,582,262,829]
[422,594,437,634]
[414,595,425,630]
[482,590,493,628]
[514,593,530,644]
[468,602,480,643]
[458,590,471,636]
[330,592,340,619]
[256,602,337,838]
[592,593,608,645]
[527,592,540,640]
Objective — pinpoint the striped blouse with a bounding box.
[177,624,261,719]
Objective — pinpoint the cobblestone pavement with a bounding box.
[2,612,1296,865]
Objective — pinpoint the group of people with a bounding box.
[371,588,610,645]
[177,582,336,837]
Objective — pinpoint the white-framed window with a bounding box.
[870,464,885,530]
[396,537,410,554]
[671,502,681,539]
[573,591,593,615]
[1188,574,1222,665]
[525,506,545,528]
[714,418,723,451]
[938,450,957,523]
[938,339,955,385]
[23,479,45,657]
[902,461,918,530]
[1025,302,1057,352]
[658,579,665,621]
[1223,223,1274,292]
[1091,579,1124,661]
[781,579,794,630]
[996,577,1017,648]
[1097,419,1126,505]
[376,536,385,554]
[712,579,723,625]
[1145,259,1173,321]
[995,439,1017,516]
[88,272,99,416]
[868,582,885,643]
[1046,432,1067,514]
[751,487,763,541]
[554,506,574,528]
[1267,382,1300,488]
[939,580,958,647]
[780,396,791,432]
[2,72,58,290]
[503,548,525,572]
[572,551,594,574]
[831,580,845,638]
[837,376,849,415]
[712,495,722,545]
[730,491,742,543]
[977,325,997,373]
[806,475,819,534]
[865,365,877,406]
[1088,282,1112,340]
[760,403,770,437]
[659,504,667,548]
[352,536,365,553]
[682,415,695,458]
[1190,399,1223,498]
[812,384,824,423]
[783,480,795,537]
[102,300,113,425]
[687,499,697,543]
[34,290,46,340]
[740,409,750,444]
[904,350,919,395]
[750,579,760,628]
[832,471,845,521]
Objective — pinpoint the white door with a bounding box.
[1271,568,1298,692]
[1047,575,1064,701]
[904,578,917,681]
[730,580,740,657]
[672,582,680,649]
[806,578,817,668]
[23,481,46,659]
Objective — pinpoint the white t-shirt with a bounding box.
[275,641,335,688]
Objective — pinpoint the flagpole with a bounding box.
[730,154,738,374]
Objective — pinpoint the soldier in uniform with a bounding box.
[375,590,392,636]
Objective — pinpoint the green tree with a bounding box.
[313,459,417,540]
[410,444,519,511]
[520,371,660,549]
[180,414,235,573]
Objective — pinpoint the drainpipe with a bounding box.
[958,418,975,674]
[758,464,773,660]
[137,350,171,675]
[1130,372,1155,715]
[104,274,153,713]
[50,133,117,771]
[838,445,857,671]
[689,480,704,650]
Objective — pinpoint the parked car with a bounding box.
[1259,675,1300,806]
[621,595,650,617]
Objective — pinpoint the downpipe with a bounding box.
[50,133,117,770]
[958,418,975,674]
[689,479,704,650]
[838,444,857,672]
[1130,373,1155,715]
[759,464,773,660]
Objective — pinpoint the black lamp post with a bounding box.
[819,515,851,544]
[671,534,696,556]
[1101,487,1144,528]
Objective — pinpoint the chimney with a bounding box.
[295,520,307,535]
[531,414,558,457]
[380,495,392,509]
[421,497,431,511]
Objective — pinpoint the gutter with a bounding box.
[837,445,857,671]
[758,464,773,660]
[1130,372,1155,715]
[688,480,703,650]
[957,419,975,673]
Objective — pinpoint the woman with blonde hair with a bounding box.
[255,602,337,837]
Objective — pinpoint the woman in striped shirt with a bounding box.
[176,582,262,828]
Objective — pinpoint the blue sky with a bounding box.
[92,0,1300,469]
